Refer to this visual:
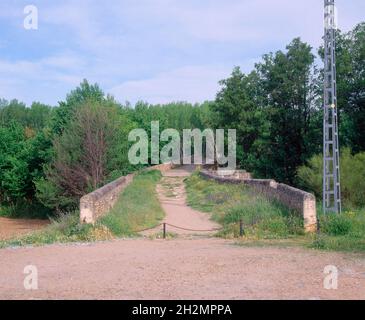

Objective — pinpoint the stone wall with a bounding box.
[144,163,176,173]
[80,163,175,224]
[200,170,317,233]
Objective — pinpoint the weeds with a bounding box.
[310,209,365,252]
[185,173,304,240]
[0,170,164,248]
[186,173,365,252]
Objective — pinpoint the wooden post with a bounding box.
[240,219,245,237]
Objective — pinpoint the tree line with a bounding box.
[0,22,364,217]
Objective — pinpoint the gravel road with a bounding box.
[0,238,364,300]
[1,166,364,300]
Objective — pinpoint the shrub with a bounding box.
[320,214,353,236]
[186,173,304,239]
[298,148,365,208]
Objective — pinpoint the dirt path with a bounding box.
[0,166,364,300]
[0,238,364,300]
[0,218,49,241]
[141,166,220,237]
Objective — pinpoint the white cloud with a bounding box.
[0,52,86,105]
[109,65,232,104]
[0,0,364,105]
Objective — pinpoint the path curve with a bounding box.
[141,165,221,237]
[1,166,364,300]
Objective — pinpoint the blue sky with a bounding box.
[0,0,364,106]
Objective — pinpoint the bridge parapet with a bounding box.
[200,170,317,233]
[80,163,174,224]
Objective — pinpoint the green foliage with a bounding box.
[310,209,365,252]
[0,100,52,130]
[0,21,364,222]
[0,170,164,248]
[212,67,265,171]
[0,123,34,201]
[35,177,75,211]
[210,39,322,183]
[0,211,97,248]
[0,202,51,219]
[100,170,164,236]
[334,23,365,153]
[298,148,365,208]
[0,99,53,217]
[320,214,352,236]
[51,79,105,135]
[36,98,135,211]
[185,173,304,239]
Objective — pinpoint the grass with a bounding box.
[185,172,304,240]
[99,170,164,236]
[310,208,365,252]
[0,211,98,248]
[185,172,365,253]
[0,170,164,248]
[2,169,364,253]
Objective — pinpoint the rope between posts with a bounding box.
[133,223,221,233]
[165,223,223,232]
[133,220,245,237]
[133,223,163,233]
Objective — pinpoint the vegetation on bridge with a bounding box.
[185,173,365,252]
[0,170,164,248]
[0,22,364,252]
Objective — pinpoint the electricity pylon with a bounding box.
[323,0,341,214]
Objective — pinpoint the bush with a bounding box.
[309,209,365,252]
[320,214,353,236]
[298,148,365,208]
[186,173,304,239]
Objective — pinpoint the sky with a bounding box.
[0,0,364,106]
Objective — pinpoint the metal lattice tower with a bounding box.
[323,0,341,214]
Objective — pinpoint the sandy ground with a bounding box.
[0,166,364,300]
[0,218,49,241]
[0,238,364,300]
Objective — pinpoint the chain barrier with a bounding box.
[164,223,222,233]
[133,220,245,238]
[133,223,163,233]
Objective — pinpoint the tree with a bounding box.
[51,79,105,135]
[333,23,365,152]
[253,38,320,183]
[36,99,134,211]
[0,100,52,130]
[0,123,34,203]
[212,67,264,171]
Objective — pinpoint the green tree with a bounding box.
[253,38,321,183]
[334,23,365,152]
[298,149,365,208]
[0,100,52,130]
[51,79,105,135]
[36,99,134,211]
[212,67,265,171]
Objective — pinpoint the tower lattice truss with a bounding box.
[323,0,341,214]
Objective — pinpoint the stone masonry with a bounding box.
[80,163,174,224]
[200,170,317,233]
